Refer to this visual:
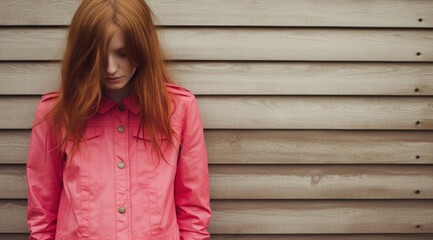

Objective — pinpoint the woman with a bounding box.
[26,0,211,239]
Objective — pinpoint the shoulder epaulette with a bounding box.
[41,91,60,102]
[165,83,192,97]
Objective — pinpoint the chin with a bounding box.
[104,82,127,89]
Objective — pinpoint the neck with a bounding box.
[103,84,133,103]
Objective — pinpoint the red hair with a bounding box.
[48,0,174,160]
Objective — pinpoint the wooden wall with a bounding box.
[1,0,433,239]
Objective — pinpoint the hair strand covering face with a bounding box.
[44,0,175,163]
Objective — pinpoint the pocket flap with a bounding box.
[132,127,167,141]
[68,127,103,141]
[83,127,103,140]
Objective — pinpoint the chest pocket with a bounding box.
[63,127,103,187]
[132,127,180,167]
[65,127,103,157]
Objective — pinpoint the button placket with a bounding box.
[112,103,130,238]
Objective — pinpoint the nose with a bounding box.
[106,55,118,74]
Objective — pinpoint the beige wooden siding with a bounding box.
[3,62,433,96]
[1,0,432,27]
[2,28,433,61]
[0,0,432,239]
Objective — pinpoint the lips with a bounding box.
[105,76,122,82]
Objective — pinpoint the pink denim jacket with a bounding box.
[27,83,211,240]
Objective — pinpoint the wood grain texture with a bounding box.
[0,63,60,95]
[162,28,433,61]
[3,164,432,199]
[209,165,433,199]
[198,96,433,130]
[0,0,432,27]
[2,200,432,234]
[171,62,433,96]
[1,28,432,61]
[209,200,433,234]
[0,28,66,61]
[205,130,433,164]
[0,200,27,233]
[2,96,433,130]
[3,130,433,164]
[0,235,27,240]
[2,62,433,96]
[0,97,39,129]
[0,165,27,199]
[0,0,78,26]
[0,131,29,164]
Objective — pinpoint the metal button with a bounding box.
[117,162,125,169]
[118,105,125,111]
[118,206,126,214]
[117,125,124,133]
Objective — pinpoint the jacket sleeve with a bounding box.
[27,98,63,240]
[174,95,211,240]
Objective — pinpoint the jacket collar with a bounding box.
[97,92,140,114]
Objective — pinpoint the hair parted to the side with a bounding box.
[47,0,175,161]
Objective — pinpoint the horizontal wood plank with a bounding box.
[209,165,433,199]
[2,62,433,96]
[0,165,27,199]
[3,130,433,164]
[0,97,38,129]
[0,235,27,240]
[198,97,433,130]
[2,96,433,130]
[209,200,433,234]
[0,63,60,95]
[3,165,432,199]
[0,28,66,61]
[171,62,433,96]
[0,200,27,233]
[0,0,432,28]
[0,131,29,164]
[1,28,432,61]
[2,200,432,234]
[205,130,433,164]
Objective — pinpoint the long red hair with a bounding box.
[48,0,174,159]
